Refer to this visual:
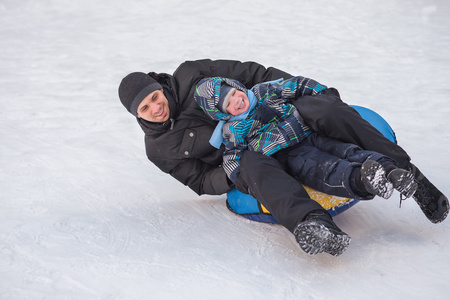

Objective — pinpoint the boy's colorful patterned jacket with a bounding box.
[195,76,327,183]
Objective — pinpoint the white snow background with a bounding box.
[1,0,449,299]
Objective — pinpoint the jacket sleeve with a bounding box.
[222,148,243,184]
[170,159,232,195]
[173,59,294,102]
[144,132,233,196]
[221,121,253,183]
[267,76,328,99]
[151,155,233,196]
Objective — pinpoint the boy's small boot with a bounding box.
[293,211,351,256]
[360,160,394,199]
[409,164,449,223]
[386,168,418,198]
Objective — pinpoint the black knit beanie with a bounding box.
[118,72,163,117]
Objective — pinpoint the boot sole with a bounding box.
[411,164,449,223]
[413,194,449,223]
[389,170,418,198]
[294,221,351,256]
[361,160,394,199]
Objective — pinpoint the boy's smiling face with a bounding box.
[224,89,249,115]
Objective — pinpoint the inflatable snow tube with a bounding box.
[226,105,397,223]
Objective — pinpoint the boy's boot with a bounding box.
[386,168,418,198]
[409,164,449,223]
[293,211,351,256]
[360,160,394,199]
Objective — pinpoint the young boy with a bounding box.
[195,76,417,255]
[195,76,416,199]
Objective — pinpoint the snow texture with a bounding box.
[1,0,449,299]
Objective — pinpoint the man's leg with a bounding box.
[235,151,351,256]
[293,89,411,169]
[235,151,324,232]
[294,89,448,223]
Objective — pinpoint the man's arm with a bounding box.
[151,155,232,196]
[144,131,233,196]
[173,59,294,102]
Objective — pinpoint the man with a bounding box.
[118,59,448,256]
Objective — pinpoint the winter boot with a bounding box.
[386,168,418,198]
[360,160,394,199]
[409,164,449,223]
[293,211,351,256]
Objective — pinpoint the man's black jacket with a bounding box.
[137,59,292,195]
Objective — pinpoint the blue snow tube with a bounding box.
[226,105,397,223]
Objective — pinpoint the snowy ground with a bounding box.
[1,0,449,299]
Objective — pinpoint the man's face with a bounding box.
[137,89,170,122]
[225,89,249,116]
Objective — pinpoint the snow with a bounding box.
[1,0,449,299]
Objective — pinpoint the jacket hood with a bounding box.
[137,72,180,136]
[194,77,247,121]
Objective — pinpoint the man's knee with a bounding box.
[240,151,281,171]
[237,152,284,195]
[322,87,341,98]
[235,152,263,195]
[296,92,346,131]
[239,150,260,168]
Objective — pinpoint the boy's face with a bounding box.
[225,89,249,115]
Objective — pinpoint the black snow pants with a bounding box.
[293,88,411,169]
[235,151,325,232]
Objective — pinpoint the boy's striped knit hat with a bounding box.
[217,85,236,113]
[194,77,247,121]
